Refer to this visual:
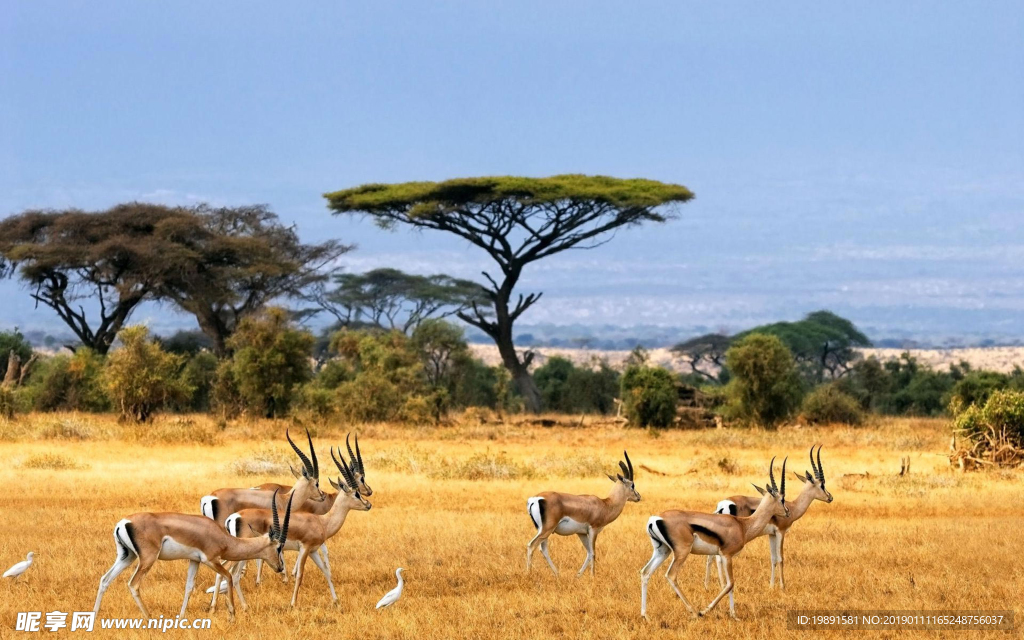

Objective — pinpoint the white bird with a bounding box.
[3,552,34,582]
[375,568,404,609]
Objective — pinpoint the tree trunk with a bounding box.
[494,327,542,413]
[2,351,19,388]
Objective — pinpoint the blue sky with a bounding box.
[2,2,1022,342]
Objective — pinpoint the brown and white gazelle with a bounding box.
[213,447,371,608]
[640,458,789,620]
[526,451,641,577]
[705,445,832,590]
[200,428,326,526]
[93,491,294,621]
[248,433,372,583]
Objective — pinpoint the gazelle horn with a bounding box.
[287,429,315,478]
[780,457,788,497]
[624,450,634,480]
[816,445,824,480]
[279,492,294,547]
[768,456,778,493]
[270,489,281,540]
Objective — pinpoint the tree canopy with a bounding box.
[325,175,693,411]
[735,310,870,382]
[671,333,731,382]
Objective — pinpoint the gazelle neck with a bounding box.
[223,535,272,562]
[786,484,818,523]
[602,483,630,519]
[739,494,779,543]
[321,497,355,539]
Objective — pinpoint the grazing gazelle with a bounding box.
[200,428,326,526]
[640,458,789,621]
[705,445,832,590]
[248,433,372,583]
[93,491,294,621]
[526,451,641,577]
[212,446,372,608]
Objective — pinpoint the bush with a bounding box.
[0,387,16,419]
[620,365,677,428]
[0,328,34,381]
[173,351,219,412]
[951,389,1024,468]
[723,333,803,428]
[27,349,110,412]
[535,356,620,414]
[331,328,432,423]
[225,308,315,418]
[801,384,864,425]
[948,371,1009,412]
[104,326,192,422]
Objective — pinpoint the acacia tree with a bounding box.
[308,267,487,333]
[325,175,693,412]
[671,333,731,382]
[0,204,201,354]
[158,204,351,356]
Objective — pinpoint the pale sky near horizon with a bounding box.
[2,2,1022,342]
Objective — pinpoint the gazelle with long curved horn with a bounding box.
[640,457,789,621]
[526,451,641,577]
[212,446,372,607]
[247,432,372,584]
[200,428,326,526]
[705,445,832,589]
[93,491,294,621]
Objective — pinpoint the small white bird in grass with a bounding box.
[375,568,404,609]
[3,552,34,582]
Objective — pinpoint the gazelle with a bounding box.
[200,428,326,526]
[248,433,372,583]
[212,446,372,608]
[93,491,294,621]
[705,445,832,590]
[526,451,640,577]
[640,458,789,620]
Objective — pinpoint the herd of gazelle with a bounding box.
[528,446,831,620]
[93,429,373,620]
[90,429,830,622]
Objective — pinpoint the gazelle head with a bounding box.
[794,444,832,503]
[330,446,373,512]
[607,450,641,502]
[287,428,327,503]
[346,432,373,496]
[751,456,790,518]
[260,490,294,573]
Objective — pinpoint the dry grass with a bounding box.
[1,413,1021,639]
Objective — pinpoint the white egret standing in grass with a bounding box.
[3,552,34,583]
[375,568,404,609]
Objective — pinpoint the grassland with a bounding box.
[1,413,1021,639]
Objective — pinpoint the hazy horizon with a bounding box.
[3,2,1022,343]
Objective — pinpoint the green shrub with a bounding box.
[27,349,110,412]
[535,356,620,414]
[0,328,34,381]
[620,365,677,428]
[104,326,192,422]
[331,328,431,422]
[0,387,16,419]
[723,333,803,428]
[948,371,1008,412]
[951,389,1024,467]
[225,308,315,418]
[801,384,864,425]
[173,351,219,412]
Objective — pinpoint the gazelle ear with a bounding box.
[329,478,342,491]
[795,471,808,483]
[751,483,767,496]
[608,474,617,483]
[289,464,301,479]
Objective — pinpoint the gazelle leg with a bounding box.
[93,553,136,614]
[290,548,311,608]
[539,539,558,576]
[639,544,670,619]
[178,560,200,618]
[230,561,248,610]
[700,555,736,619]
[575,530,595,577]
[308,547,338,604]
[704,555,713,589]
[126,551,158,620]
[255,559,263,585]
[664,552,698,618]
[204,561,238,618]
[768,532,779,587]
[777,532,786,590]
[716,555,726,589]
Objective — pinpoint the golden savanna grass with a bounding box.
[1,413,1021,639]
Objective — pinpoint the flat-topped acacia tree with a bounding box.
[325,175,693,412]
